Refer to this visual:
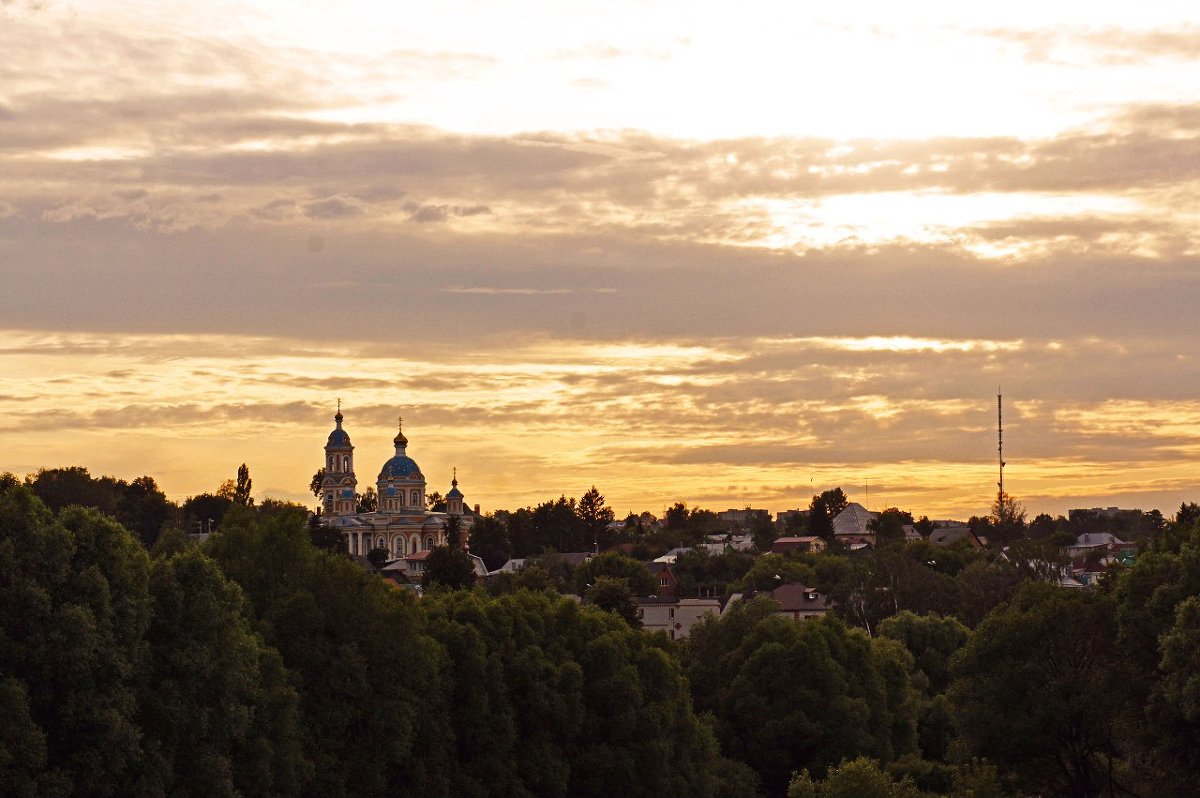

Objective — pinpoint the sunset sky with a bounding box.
[4,0,1200,520]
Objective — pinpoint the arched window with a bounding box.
[343,455,350,472]
[412,490,420,506]
[425,535,435,550]
[410,536,419,554]
[328,456,334,471]
[376,536,385,550]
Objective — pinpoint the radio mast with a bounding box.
[997,389,1005,509]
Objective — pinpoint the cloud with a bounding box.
[303,195,366,220]
[985,26,1200,65]
[406,203,492,223]
[251,198,297,221]
[350,185,407,203]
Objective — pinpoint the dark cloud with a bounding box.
[406,203,492,223]
[303,195,365,220]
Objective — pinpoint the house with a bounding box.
[705,533,755,552]
[636,596,725,640]
[382,549,488,583]
[488,557,526,576]
[833,502,876,538]
[770,583,832,622]
[775,509,809,529]
[771,536,827,555]
[929,526,984,548]
[654,547,695,564]
[645,561,678,597]
[837,535,874,553]
[1070,558,1108,586]
[1064,532,1132,559]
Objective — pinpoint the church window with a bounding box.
[343,455,350,471]
[328,456,334,471]
[412,490,420,505]
[425,535,435,550]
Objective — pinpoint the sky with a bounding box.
[4,0,1200,520]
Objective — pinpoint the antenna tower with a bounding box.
[997,390,1005,509]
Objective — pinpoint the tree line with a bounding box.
[6,468,1200,797]
[0,477,713,798]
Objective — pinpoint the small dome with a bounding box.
[447,483,463,499]
[327,407,351,447]
[394,429,408,447]
[379,455,422,480]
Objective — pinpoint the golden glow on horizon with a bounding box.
[4,329,1200,519]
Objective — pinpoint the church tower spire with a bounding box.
[321,401,357,516]
[446,467,464,516]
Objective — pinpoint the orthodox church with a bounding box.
[318,407,474,557]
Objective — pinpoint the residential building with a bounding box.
[646,561,678,596]
[929,526,984,548]
[770,583,831,621]
[833,502,877,542]
[636,596,725,640]
[770,536,826,554]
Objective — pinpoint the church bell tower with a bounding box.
[321,401,358,516]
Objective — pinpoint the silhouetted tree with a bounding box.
[422,545,476,591]
[233,463,253,507]
[355,486,377,513]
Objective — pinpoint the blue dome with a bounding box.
[447,486,463,499]
[378,455,422,480]
[327,428,351,447]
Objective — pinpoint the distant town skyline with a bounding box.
[4,1,1200,518]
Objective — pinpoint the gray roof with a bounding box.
[833,503,876,536]
[771,583,831,612]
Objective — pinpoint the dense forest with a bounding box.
[3,469,1200,797]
